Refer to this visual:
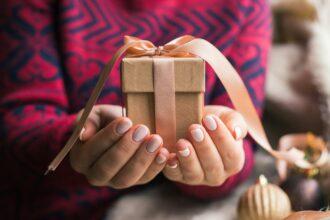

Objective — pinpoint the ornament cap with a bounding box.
[258,175,268,186]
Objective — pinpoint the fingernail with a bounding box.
[167,157,178,168]
[191,128,204,142]
[146,136,161,153]
[204,115,217,131]
[156,148,168,164]
[79,127,85,141]
[116,119,132,135]
[178,147,190,157]
[156,154,167,164]
[168,163,178,169]
[234,126,243,140]
[133,125,148,142]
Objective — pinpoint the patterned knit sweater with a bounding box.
[0,0,271,219]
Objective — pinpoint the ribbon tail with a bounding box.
[171,38,314,169]
[45,41,142,174]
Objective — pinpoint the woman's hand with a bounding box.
[70,105,169,189]
[163,105,248,186]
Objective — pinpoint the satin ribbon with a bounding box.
[153,58,177,149]
[45,35,328,174]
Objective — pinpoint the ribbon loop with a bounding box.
[124,35,195,57]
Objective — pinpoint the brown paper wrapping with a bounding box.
[122,57,205,147]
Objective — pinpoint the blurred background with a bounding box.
[265,0,330,144]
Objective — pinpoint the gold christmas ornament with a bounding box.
[237,175,292,220]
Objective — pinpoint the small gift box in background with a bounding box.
[122,57,205,149]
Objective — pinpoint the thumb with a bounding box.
[77,105,123,141]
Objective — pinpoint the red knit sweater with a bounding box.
[0,0,271,219]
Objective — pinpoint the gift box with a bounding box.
[122,57,205,148]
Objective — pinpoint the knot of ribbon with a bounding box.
[46,35,328,175]
[124,35,195,57]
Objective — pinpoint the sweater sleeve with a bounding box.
[0,0,77,175]
[175,0,272,199]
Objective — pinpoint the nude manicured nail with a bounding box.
[146,136,161,153]
[234,126,243,140]
[204,115,217,131]
[156,148,168,164]
[168,163,178,169]
[132,126,148,142]
[178,147,190,157]
[167,157,178,168]
[156,154,167,164]
[116,119,132,135]
[79,127,85,140]
[191,128,204,142]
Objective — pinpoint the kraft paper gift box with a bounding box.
[122,57,205,149]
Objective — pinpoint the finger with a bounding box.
[219,110,247,141]
[70,117,132,173]
[86,124,150,186]
[188,124,225,185]
[79,105,123,141]
[110,135,163,188]
[175,139,204,185]
[79,110,101,141]
[163,153,183,182]
[203,115,245,175]
[137,147,169,185]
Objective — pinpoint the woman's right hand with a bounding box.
[70,105,169,189]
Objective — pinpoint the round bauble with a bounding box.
[280,173,324,211]
[237,175,291,220]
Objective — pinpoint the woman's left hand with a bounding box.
[163,105,248,186]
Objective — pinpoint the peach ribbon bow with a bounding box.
[45,35,328,174]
